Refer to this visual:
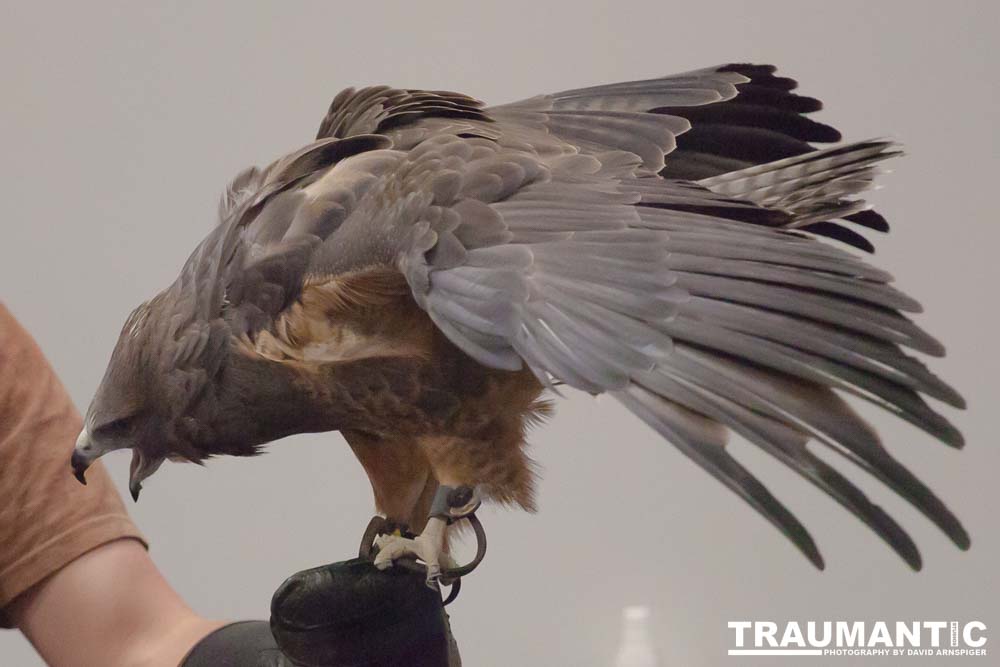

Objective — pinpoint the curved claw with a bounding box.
[372,526,459,589]
[359,511,489,602]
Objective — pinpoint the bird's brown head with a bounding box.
[70,152,353,499]
[71,286,235,501]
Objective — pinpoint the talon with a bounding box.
[372,534,416,570]
[364,486,486,593]
[370,518,448,582]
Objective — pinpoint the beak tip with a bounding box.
[70,451,90,486]
[130,485,141,502]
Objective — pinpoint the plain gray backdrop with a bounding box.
[2,1,997,665]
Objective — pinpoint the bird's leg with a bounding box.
[373,484,481,587]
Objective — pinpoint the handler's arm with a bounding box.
[10,539,224,667]
[0,304,223,666]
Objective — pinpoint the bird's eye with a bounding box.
[95,416,136,439]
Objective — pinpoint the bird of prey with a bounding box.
[72,63,968,579]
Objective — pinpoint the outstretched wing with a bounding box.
[493,63,886,251]
[216,64,965,569]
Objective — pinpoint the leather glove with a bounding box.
[182,558,452,667]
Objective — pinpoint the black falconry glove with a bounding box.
[182,559,454,667]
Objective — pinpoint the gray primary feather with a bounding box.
[206,63,966,569]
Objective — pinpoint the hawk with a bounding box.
[72,64,968,579]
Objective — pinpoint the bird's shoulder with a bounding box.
[315,86,492,142]
[241,266,433,364]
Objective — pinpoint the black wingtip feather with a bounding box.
[796,452,925,571]
[655,102,842,144]
[731,85,824,114]
[641,201,791,227]
[802,221,876,253]
[880,508,923,570]
[943,424,966,449]
[844,209,891,233]
[658,63,842,182]
[679,124,815,164]
[803,540,826,570]
[957,531,972,551]
[719,63,778,77]
[719,64,801,93]
[616,388,828,571]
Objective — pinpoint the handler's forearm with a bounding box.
[10,538,224,667]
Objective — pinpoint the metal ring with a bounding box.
[358,515,389,560]
[439,513,488,581]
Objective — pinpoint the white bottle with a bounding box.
[614,605,659,667]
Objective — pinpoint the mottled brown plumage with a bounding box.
[72,63,968,570]
[245,273,549,526]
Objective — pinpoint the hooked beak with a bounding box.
[71,429,95,485]
[73,427,143,496]
[71,451,90,485]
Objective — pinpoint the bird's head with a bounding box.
[71,156,351,498]
[72,288,233,500]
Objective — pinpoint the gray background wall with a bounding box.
[2,1,997,665]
